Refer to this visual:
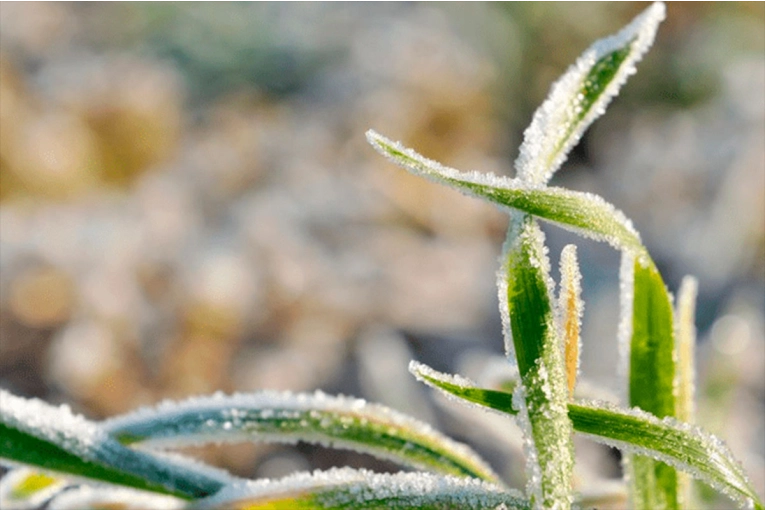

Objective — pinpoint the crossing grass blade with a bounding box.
[0,391,228,500]
[410,362,763,510]
[193,468,530,510]
[367,130,643,254]
[104,390,500,484]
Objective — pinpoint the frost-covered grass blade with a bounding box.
[0,390,227,499]
[622,255,679,509]
[410,362,764,510]
[366,130,643,253]
[515,2,665,186]
[194,468,530,510]
[499,215,573,509]
[104,390,499,484]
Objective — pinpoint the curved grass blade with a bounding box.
[366,130,643,254]
[620,254,679,509]
[515,2,666,186]
[0,390,227,499]
[194,468,530,510]
[46,486,184,510]
[104,390,499,484]
[499,215,573,509]
[410,362,763,510]
[0,467,69,510]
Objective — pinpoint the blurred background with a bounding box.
[1,2,763,505]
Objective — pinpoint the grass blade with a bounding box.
[515,2,666,185]
[366,130,643,253]
[0,468,69,510]
[410,362,764,510]
[46,486,184,510]
[498,215,573,509]
[675,276,699,507]
[621,254,679,509]
[104,390,499,483]
[0,390,227,499]
[195,468,530,510]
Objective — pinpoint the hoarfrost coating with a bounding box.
[196,467,529,509]
[104,389,500,482]
[515,2,666,186]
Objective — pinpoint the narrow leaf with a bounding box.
[674,275,698,424]
[0,468,69,510]
[0,390,227,499]
[674,275,699,508]
[104,390,499,484]
[366,130,643,253]
[623,255,679,509]
[515,2,666,185]
[47,486,184,510]
[498,215,573,509]
[194,468,530,510]
[558,244,583,398]
[409,362,764,510]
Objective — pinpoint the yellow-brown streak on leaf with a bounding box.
[674,275,698,424]
[559,245,583,399]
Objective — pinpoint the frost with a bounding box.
[47,486,184,510]
[408,360,517,419]
[105,389,499,483]
[0,468,69,510]
[197,467,529,510]
[366,129,516,192]
[572,399,761,509]
[557,245,583,398]
[515,2,666,186]
[367,130,644,253]
[617,250,636,401]
[0,389,108,461]
[0,389,231,498]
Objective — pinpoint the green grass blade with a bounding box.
[194,468,530,510]
[410,362,764,510]
[0,390,227,499]
[366,130,643,253]
[514,2,665,186]
[104,390,499,484]
[621,254,679,509]
[498,215,573,509]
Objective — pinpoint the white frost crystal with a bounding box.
[196,467,528,509]
[0,389,108,461]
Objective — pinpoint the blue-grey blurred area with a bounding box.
[0,2,763,500]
